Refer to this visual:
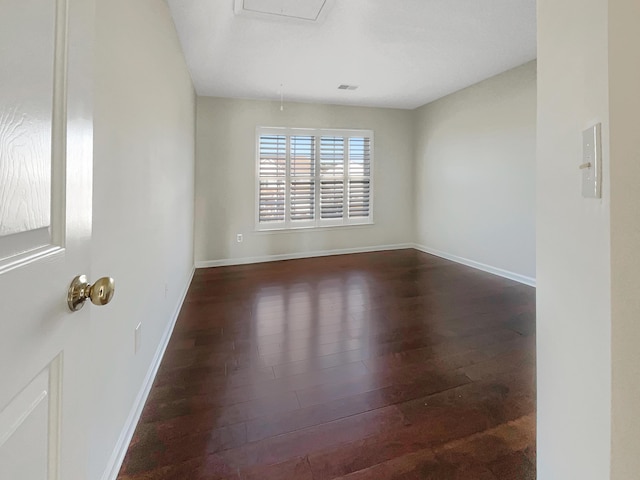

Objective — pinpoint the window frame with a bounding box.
[255,126,374,232]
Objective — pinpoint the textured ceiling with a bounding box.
[167,0,537,109]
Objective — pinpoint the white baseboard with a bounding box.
[195,243,414,268]
[196,245,537,288]
[413,244,536,287]
[101,266,195,480]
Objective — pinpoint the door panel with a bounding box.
[0,0,56,254]
[0,0,96,477]
[0,358,60,480]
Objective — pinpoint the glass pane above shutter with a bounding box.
[259,135,286,177]
[348,137,371,176]
[320,136,344,176]
[290,136,315,177]
[259,180,285,223]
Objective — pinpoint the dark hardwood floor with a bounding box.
[117,249,536,480]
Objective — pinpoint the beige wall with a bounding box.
[91,0,195,478]
[610,0,640,477]
[82,0,640,476]
[195,97,414,264]
[537,0,611,478]
[413,62,536,283]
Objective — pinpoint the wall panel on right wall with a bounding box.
[537,0,611,478]
[610,0,640,477]
[413,61,536,284]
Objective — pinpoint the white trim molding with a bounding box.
[413,244,536,287]
[196,243,413,268]
[101,266,196,480]
[196,244,536,286]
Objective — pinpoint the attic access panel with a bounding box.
[235,0,329,22]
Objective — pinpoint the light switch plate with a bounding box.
[135,322,142,354]
[582,123,602,198]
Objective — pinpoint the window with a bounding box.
[256,127,373,230]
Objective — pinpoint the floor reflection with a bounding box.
[118,250,536,480]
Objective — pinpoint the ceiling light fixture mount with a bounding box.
[234,0,333,23]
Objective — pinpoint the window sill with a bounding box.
[255,222,375,234]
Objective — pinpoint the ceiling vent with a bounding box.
[234,0,330,22]
[338,85,359,91]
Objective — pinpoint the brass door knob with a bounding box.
[67,275,116,311]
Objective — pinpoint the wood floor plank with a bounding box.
[216,404,407,470]
[116,249,535,479]
[239,456,314,480]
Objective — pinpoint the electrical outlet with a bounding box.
[236,233,243,243]
[135,323,142,354]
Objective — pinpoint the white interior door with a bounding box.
[0,0,97,478]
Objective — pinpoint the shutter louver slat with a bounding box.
[348,179,370,218]
[320,136,345,220]
[320,180,344,219]
[291,136,315,177]
[259,180,285,223]
[348,137,371,219]
[259,135,286,177]
[320,136,344,176]
[289,135,316,222]
[290,180,315,221]
[348,137,371,176]
[259,134,286,224]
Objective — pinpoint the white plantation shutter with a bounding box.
[320,180,344,219]
[258,180,285,222]
[348,137,371,176]
[257,128,372,229]
[348,137,371,218]
[258,135,286,223]
[290,180,315,221]
[348,179,370,218]
[320,136,345,220]
[319,136,344,176]
[290,136,315,222]
[290,135,315,177]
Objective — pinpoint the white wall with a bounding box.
[81,0,640,477]
[413,62,536,284]
[537,0,611,478]
[195,97,414,265]
[610,0,640,477]
[90,0,195,478]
